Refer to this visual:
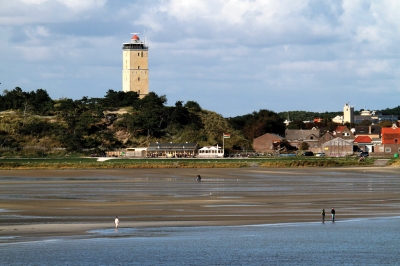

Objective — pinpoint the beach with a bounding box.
[1,167,400,240]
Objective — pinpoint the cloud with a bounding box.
[58,0,107,12]
[2,0,400,116]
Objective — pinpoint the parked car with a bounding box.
[359,151,369,157]
[301,151,314,156]
[315,152,325,157]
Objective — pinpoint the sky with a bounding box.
[1,0,400,117]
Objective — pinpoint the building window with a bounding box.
[138,53,139,56]
[385,148,391,152]
[395,139,398,143]
[141,52,143,57]
[138,77,140,81]
[138,66,140,69]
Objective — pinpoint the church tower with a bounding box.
[343,103,354,124]
[122,34,149,98]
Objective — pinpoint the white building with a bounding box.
[343,103,354,124]
[197,146,224,158]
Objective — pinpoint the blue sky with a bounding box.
[1,0,400,117]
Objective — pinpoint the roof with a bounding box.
[285,129,320,141]
[132,35,140,40]
[147,142,198,151]
[354,125,381,135]
[354,136,372,143]
[335,125,348,133]
[199,146,222,151]
[322,137,353,147]
[381,126,400,134]
[254,133,284,141]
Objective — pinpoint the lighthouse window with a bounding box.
[138,53,140,56]
[138,66,140,69]
[138,77,140,81]
[141,52,143,57]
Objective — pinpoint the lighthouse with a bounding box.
[122,33,149,98]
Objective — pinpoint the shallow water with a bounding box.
[2,217,400,265]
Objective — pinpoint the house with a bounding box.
[105,148,146,157]
[285,128,320,151]
[322,137,353,157]
[353,136,373,153]
[375,125,400,155]
[318,132,335,148]
[253,133,284,154]
[197,146,224,158]
[333,125,355,140]
[354,125,381,139]
[125,147,147,157]
[332,115,344,124]
[355,110,399,124]
[147,142,198,158]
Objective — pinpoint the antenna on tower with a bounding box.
[143,29,146,44]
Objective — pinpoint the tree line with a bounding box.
[1,87,399,156]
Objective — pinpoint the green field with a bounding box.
[0,156,384,169]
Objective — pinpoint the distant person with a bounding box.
[321,209,325,223]
[331,208,335,222]
[115,216,119,229]
[196,175,201,182]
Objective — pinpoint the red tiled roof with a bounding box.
[354,136,372,143]
[335,125,346,133]
[381,127,400,134]
[132,35,140,40]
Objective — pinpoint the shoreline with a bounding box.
[1,167,400,241]
[2,214,400,242]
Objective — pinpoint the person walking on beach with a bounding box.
[321,209,325,223]
[115,216,119,229]
[331,208,335,222]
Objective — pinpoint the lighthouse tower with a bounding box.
[122,34,149,98]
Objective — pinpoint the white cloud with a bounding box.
[3,0,400,115]
[19,0,49,4]
[57,0,107,12]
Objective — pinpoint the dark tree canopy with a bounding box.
[229,109,285,141]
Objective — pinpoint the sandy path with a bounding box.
[1,167,399,239]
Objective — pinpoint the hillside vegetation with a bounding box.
[1,87,399,158]
[1,88,253,157]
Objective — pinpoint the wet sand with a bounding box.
[1,167,400,239]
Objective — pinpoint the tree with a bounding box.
[241,109,285,141]
[184,101,202,112]
[116,92,169,139]
[299,142,309,150]
[27,89,53,115]
[358,120,372,126]
[2,87,26,110]
[287,120,306,130]
[101,89,139,108]
[378,121,393,128]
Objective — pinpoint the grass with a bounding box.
[0,156,384,169]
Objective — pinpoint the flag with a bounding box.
[223,133,230,139]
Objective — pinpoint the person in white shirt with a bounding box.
[115,216,119,229]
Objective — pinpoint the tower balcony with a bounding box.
[122,43,148,50]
